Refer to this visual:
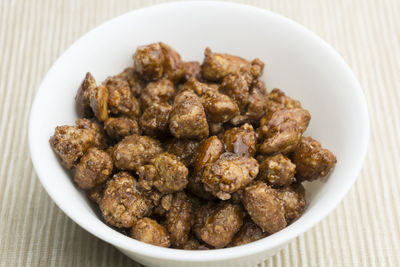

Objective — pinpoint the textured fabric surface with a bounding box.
[1,0,399,266]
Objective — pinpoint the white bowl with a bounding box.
[29,2,369,267]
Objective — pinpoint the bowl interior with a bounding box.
[29,1,369,263]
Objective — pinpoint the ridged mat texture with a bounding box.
[0,0,399,266]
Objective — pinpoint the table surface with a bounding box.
[1,0,399,266]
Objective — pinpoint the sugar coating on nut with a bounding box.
[202,47,263,83]
[248,58,264,81]
[222,123,257,157]
[186,174,216,200]
[105,76,140,118]
[74,147,113,189]
[131,217,171,247]
[116,67,145,97]
[165,138,200,167]
[99,172,153,228]
[201,152,259,200]
[200,86,239,123]
[49,124,95,169]
[292,136,336,181]
[166,192,193,247]
[112,134,163,171]
[180,236,202,250]
[182,61,202,82]
[139,102,172,137]
[169,89,209,140]
[193,136,225,174]
[266,88,301,115]
[192,202,214,233]
[276,184,306,223]
[258,154,296,186]
[133,42,184,83]
[160,194,173,212]
[89,84,109,122]
[133,43,165,81]
[75,72,96,118]
[209,122,224,136]
[231,188,245,204]
[87,184,104,204]
[181,77,216,96]
[221,73,250,113]
[76,118,108,149]
[241,80,269,124]
[104,117,140,141]
[140,78,175,110]
[193,202,243,248]
[144,190,163,209]
[160,42,184,83]
[229,220,267,247]
[258,108,311,155]
[137,153,188,194]
[152,192,173,216]
[230,80,268,125]
[182,77,239,123]
[243,181,287,234]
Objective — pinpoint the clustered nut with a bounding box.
[50,42,336,249]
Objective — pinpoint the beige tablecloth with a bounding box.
[1,0,399,266]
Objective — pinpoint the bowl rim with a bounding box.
[29,0,370,263]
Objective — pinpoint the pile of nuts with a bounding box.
[50,42,336,249]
